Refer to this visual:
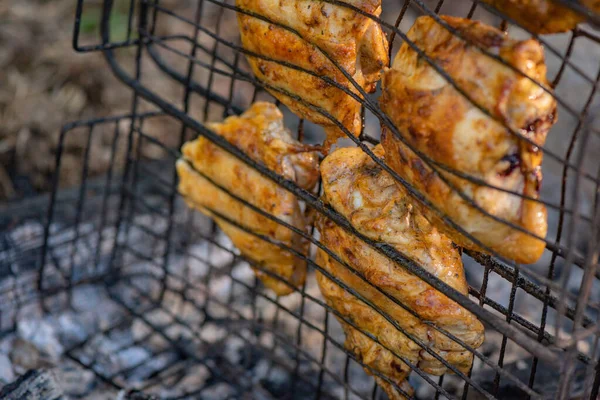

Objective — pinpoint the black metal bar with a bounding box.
[47,111,596,398]
[102,39,587,350]
[93,122,121,276]
[155,0,205,304]
[175,192,536,398]
[106,73,564,369]
[142,31,596,224]
[138,6,598,269]
[122,250,421,399]
[556,109,600,398]
[66,124,95,304]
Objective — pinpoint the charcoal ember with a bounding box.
[77,330,136,376]
[231,262,255,285]
[199,323,228,345]
[0,335,14,354]
[2,220,44,272]
[161,289,187,314]
[144,309,174,330]
[209,275,235,302]
[180,245,210,279]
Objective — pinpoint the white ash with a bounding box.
[17,319,64,362]
[117,347,151,370]
[0,229,568,400]
[57,312,97,344]
[9,338,52,374]
[0,354,15,384]
[3,158,596,400]
[199,382,238,400]
[57,365,96,397]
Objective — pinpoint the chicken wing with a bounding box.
[380,16,556,264]
[176,102,319,296]
[316,145,484,398]
[237,0,388,152]
[481,0,600,34]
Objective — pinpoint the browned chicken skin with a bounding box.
[237,0,389,152]
[315,257,415,400]
[316,145,484,399]
[380,16,557,264]
[176,102,319,296]
[481,0,600,34]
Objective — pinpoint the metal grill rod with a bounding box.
[143,2,597,275]
[412,0,598,120]
[65,0,600,396]
[120,243,453,399]
[102,30,569,367]
[115,137,568,398]
[132,151,598,366]
[143,30,595,226]
[138,20,594,291]
[220,0,600,186]
[185,198,541,399]
[129,125,570,397]
[114,263,415,399]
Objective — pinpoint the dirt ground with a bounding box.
[0,0,194,201]
[0,0,470,202]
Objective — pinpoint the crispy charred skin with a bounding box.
[176,102,319,296]
[481,0,600,34]
[237,0,388,152]
[380,16,556,264]
[316,145,484,398]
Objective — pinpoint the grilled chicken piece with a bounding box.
[380,16,556,264]
[481,0,600,34]
[316,257,414,400]
[176,102,319,296]
[316,145,484,398]
[237,0,389,152]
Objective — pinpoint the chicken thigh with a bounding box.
[237,0,388,152]
[481,0,600,34]
[176,102,319,296]
[380,16,557,264]
[316,145,484,398]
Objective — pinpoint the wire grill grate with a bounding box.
[1,0,600,399]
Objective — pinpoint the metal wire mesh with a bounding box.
[1,0,600,398]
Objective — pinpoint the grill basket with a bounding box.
[2,0,600,399]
